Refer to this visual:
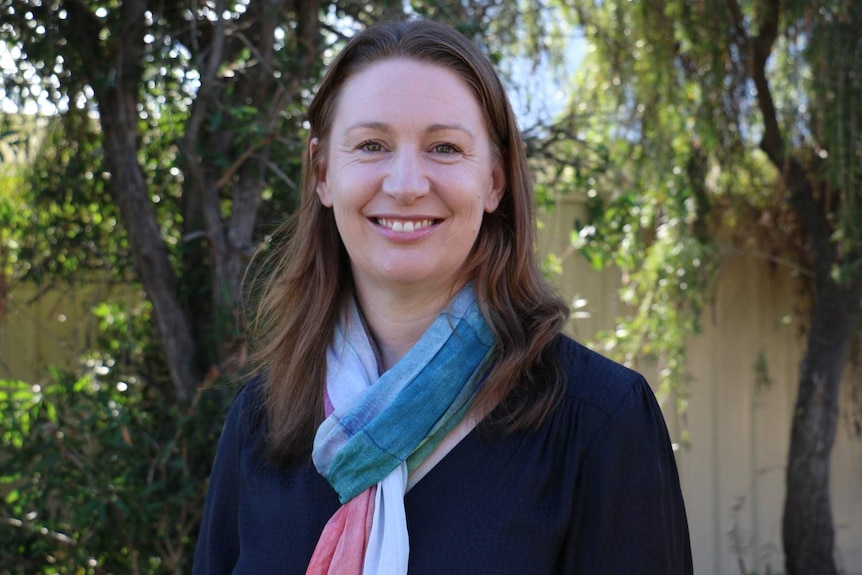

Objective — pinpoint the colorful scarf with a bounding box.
[307,286,495,575]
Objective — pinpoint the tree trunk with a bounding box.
[180,0,321,365]
[779,161,862,575]
[782,277,861,575]
[741,3,862,568]
[773,161,862,575]
[94,0,201,402]
[99,89,201,403]
[762,156,862,575]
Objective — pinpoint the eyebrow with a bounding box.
[345,121,475,139]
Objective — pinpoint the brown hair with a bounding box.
[250,19,569,462]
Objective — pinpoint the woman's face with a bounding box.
[315,58,505,299]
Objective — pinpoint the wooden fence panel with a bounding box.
[0,283,135,383]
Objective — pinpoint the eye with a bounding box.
[432,143,460,154]
[358,140,384,153]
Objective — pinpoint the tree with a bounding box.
[546,1,861,573]
[2,0,329,402]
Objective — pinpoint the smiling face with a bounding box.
[315,58,505,300]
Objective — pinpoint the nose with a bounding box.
[382,148,429,204]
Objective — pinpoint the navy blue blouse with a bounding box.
[193,336,693,574]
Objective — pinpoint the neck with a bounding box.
[354,281,457,371]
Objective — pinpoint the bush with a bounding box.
[0,300,237,574]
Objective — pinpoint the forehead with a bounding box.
[329,58,488,133]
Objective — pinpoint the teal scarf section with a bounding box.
[313,286,496,504]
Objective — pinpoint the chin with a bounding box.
[377,268,457,290]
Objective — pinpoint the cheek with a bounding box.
[332,207,360,241]
[332,169,379,209]
[452,208,485,242]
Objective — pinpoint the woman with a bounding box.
[193,19,692,575]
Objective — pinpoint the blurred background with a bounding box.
[1,1,860,573]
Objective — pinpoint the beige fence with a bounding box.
[2,199,861,574]
[0,282,143,383]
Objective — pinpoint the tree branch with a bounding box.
[738,0,839,284]
[61,0,103,74]
[89,0,202,401]
[724,0,747,47]
[750,0,784,165]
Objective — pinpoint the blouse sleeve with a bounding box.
[192,384,253,575]
[562,376,693,574]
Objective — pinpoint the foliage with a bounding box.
[533,53,720,409]
[0,298,235,574]
[12,112,133,286]
[535,0,861,403]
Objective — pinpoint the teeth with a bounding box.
[377,218,433,232]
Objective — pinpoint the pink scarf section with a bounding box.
[306,486,376,574]
[307,393,376,575]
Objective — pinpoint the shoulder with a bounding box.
[220,376,268,452]
[227,376,265,419]
[554,334,648,416]
[549,338,693,573]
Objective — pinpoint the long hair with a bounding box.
[250,19,569,462]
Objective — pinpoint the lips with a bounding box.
[374,217,436,232]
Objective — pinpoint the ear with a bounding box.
[484,160,506,213]
[311,138,333,207]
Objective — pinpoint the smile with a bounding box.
[375,218,435,232]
